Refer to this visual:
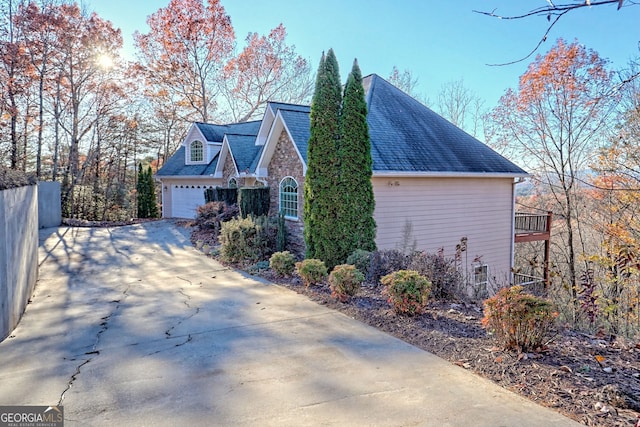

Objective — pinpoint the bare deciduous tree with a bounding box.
[490,39,618,319]
[221,24,313,123]
[436,79,485,137]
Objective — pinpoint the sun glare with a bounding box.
[96,53,114,70]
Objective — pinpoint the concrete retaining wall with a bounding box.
[0,185,39,341]
[38,181,61,228]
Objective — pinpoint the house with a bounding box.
[156,74,528,289]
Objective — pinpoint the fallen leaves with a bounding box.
[558,365,573,374]
[454,360,472,369]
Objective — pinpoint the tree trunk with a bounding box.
[10,93,18,169]
[52,80,61,181]
[36,63,46,178]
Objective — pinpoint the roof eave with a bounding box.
[156,175,220,179]
[372,170,530,179]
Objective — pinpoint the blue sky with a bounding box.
[90,0,639,108]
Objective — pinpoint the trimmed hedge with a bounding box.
[205,187,238,205]
[238,187,270,218]
[0,166,36,190]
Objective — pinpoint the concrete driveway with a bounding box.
[0,220,581,426]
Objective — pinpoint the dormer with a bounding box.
[183,123,222,165]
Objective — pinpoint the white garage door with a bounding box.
[171,185,207,218]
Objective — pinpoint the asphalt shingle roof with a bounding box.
[363,74,526,174]
[158,120,262,177]
[195,120,261,143]
[226,134,263,173]
[279,109,310,164]
[156,146,219,177]
[159,76,526,178]
[269,102,311,114]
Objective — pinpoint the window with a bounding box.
[279,177,298,219]
[190,140,203,162]
[228,177,237,188]
[474,265,488,287]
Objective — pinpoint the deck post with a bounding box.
[543,211,552,290]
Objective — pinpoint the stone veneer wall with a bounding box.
[266,130,306,259]
[222,151,238,186]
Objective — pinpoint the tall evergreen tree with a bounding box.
[304,49,342,268]
[137,164,158,218]
[338,59,376,257]
[146,166,159,218]
[137,163,147,218]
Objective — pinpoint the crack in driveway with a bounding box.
[58,283,131,406]
[143,276,201,356]
[164,276,201,340]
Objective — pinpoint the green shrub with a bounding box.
[0,166,36,190]
[482,286,557,352]
[247,260,271,274]
[329,264,364,302]
[381,270,431,316]
[346,249,372,277]
[219,216,274,264]
[270,251,296,277]
[295,259,328,287]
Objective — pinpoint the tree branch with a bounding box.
[474,1,638,66]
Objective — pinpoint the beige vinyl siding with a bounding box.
[372,176,515,285]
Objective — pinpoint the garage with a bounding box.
[170,184,207,218]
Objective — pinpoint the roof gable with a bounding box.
[213,121,263,178]
[183,123,209,147]
[256,75,525,177]
[255,109,307,176]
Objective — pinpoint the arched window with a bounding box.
[228,177,238,188]
[279,177,298,219]
[190,140,203,162]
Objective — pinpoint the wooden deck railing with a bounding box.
[515,212,550,234]
[512,273,546,296]
[514,211,553,290]
[514,211,552,243]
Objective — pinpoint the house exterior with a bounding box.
[156,74,528,289]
